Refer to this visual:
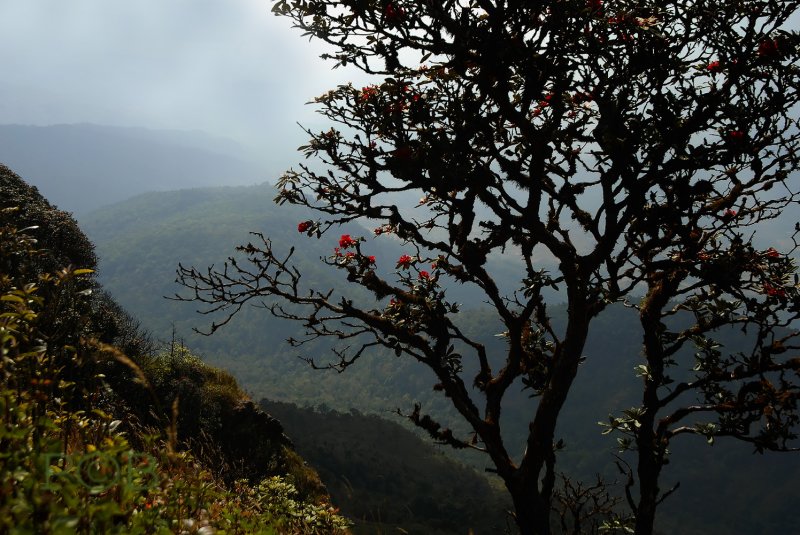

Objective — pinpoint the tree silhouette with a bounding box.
[176,2,800,533]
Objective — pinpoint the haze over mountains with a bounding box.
[0,123,276,214]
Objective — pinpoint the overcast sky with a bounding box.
[0,0,370,162]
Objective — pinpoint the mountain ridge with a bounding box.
[0,123,273,214]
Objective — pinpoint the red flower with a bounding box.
[339,234,357,248]
[368,255,377,264]
[397,254,413,269]
[297,221,312,233]
[764,283,786,298]
[764,247,781,259]
[758,38,781,58]
[723,209,738,219]
[727,130,746,141]
[385,3,405,23]
[707,61,722,73]
[359,85,379,103]
[419,270,430,280]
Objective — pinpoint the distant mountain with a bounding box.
[0,123,272,214]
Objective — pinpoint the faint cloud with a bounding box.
[0,0,370,167]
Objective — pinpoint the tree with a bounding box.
[176,2,800,534]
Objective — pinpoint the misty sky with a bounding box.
[0,0,370,163]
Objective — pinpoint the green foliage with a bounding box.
[261,399,510,534]
[234,477,350,534]
[0,206,349,533]
[0,163,97,274]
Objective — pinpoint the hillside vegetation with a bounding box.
[261,399,510,534]
[0,164,348,533]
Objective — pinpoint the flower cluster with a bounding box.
[727,130,746,142]
[397,254,414,269]
[707,60,722,73]
[385,2,405,24]
[758,38,782,59]
[384,85,422,115]
[763,283,787,298]
[339,234,358,248]
[330,235,376,269]
[359,85,379,103]
[297,220,313,233]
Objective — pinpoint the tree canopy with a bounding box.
[177,2,800,534]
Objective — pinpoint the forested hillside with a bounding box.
[82,183,800,535]
[261,400,510,534]
[0,164,348,533]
